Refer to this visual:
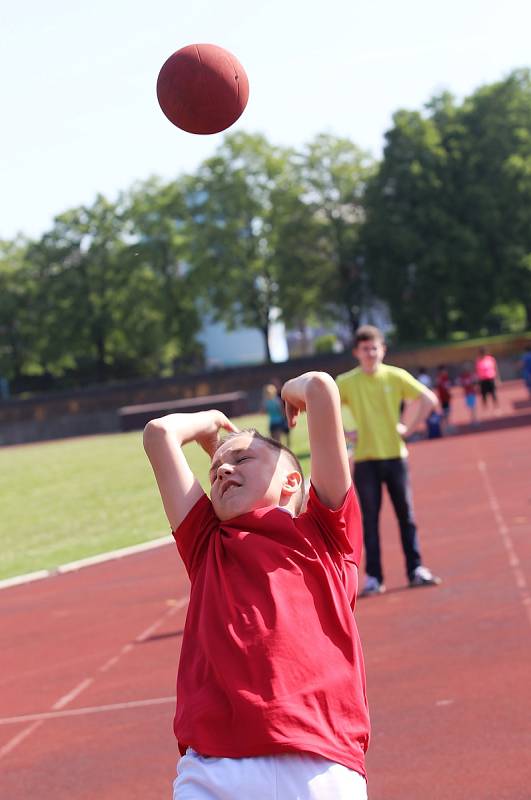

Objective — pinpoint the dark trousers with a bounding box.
[479,378,497,404]
[354,458,422,582]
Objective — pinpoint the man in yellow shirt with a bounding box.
[337,325,441,596]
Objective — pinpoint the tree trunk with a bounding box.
[525,300,531,331]
[347,305,360,342]
[8,329,23,382]
[261,324,272,363]
[95,332,107,382]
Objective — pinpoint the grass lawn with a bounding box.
[1,413,311,580]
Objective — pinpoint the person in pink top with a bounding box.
[143,370,369,799]
[475,347,499,409]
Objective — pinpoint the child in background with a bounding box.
[263,383,290,445]
[417,369,433,436]
[416,366,432,389]
[459,363,478,425]
[426,408,443,439]
[143,371,370,799]
[520,345,531,400]
[435,365,452,432]
[475,348,499,410]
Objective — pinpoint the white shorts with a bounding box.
[173,748,368,800]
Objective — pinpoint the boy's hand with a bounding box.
[195,411,239,457]
[282,371,351,510]
[283,399,303,428]
[143,409,239,531]
[281,375,311,428]
[396,422,408,438]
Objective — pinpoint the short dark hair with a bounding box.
[218,428,305,514]
[353,324,384,347]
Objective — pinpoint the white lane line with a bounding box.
[52,678,94,710]
[0,697,175,726]
[478,460,531,629]
[0,594,188,760]
[98,655,120,673]
[135,596,189,643]
[0,721,44,758]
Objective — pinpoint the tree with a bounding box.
[456,69,531,330]
[297,134,375,339]
[364,70,531,340]
[184,132,321,361]
[364,107,462,340]
[24,196,131,381]
[1,185,204,387]
[0,238,35,382]
[25,193,190,383]
[121,177,203,374]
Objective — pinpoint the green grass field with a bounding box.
[1,413,311,580]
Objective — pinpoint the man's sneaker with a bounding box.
[360,575,386,597]
[409,566,441,588]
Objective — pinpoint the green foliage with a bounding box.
[297,134,376,336]
[364,69,531,340]
[313,333,339,354]
[27,196,132,381]
[364,101,466,340]
[120,177,202,374]
[0,237,35,380]
[183,132,325,361]
[1,70,530,389]
[3,186,203,387]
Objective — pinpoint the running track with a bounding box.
[2,382,530,799]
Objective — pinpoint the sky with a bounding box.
[2,0,530,241]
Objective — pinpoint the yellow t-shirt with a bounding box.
[336,364,423,461]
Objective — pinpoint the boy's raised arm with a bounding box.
[282,372,351,510]
[143,410,238,531]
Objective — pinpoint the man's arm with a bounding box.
[398,387,438,438]
[336,378,358,448]
[282,371,351,509]
[143,410,238,530]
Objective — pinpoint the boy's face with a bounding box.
[354,338,386,374]
[209,433,294,521]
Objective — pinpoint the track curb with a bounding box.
[0,535,173,591]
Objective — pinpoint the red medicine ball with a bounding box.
[156,43,249,135]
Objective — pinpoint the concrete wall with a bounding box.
[0,411,119,447]
[1,335,529,446]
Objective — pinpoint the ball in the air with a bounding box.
[156,43,249,135]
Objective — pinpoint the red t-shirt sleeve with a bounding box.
[303,483,363,565]
[172,493,218,578]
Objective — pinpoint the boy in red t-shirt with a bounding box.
[143,372,369,799]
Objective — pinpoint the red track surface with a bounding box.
[2,381,530,799]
